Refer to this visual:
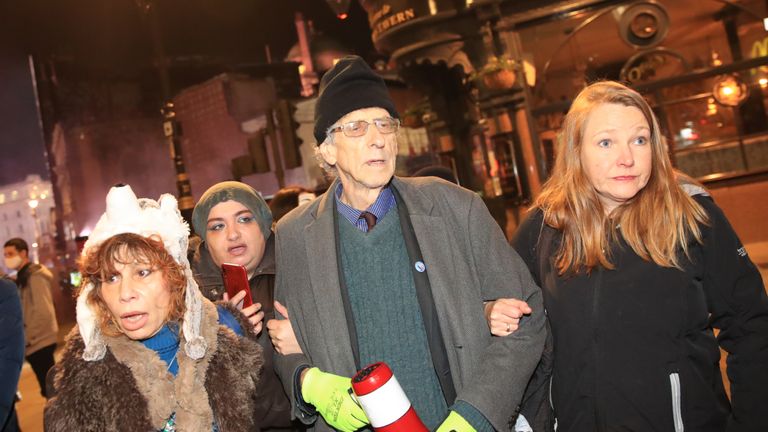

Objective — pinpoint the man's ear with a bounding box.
[20,249,29,260]
[319,142,337,166]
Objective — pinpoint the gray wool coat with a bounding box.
[273,176,546,431]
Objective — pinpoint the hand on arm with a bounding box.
[483,298,532,336]
[225,290,264,334]
[300,367,369,432]
[267,301,303,355]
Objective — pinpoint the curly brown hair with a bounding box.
[78,233,187,337]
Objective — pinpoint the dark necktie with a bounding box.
[359,211,377,230]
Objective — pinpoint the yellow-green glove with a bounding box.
[300,367,369,432]
[435,411,476,432]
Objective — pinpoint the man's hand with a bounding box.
[300,368,369,432]
[435,411,476,432]
[483,298,532,336]
[267,301,303,355]
[225,290,264,334]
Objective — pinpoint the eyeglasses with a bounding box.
[328,117,400,138]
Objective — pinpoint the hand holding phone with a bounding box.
[221,263,253,309]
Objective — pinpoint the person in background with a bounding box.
[269,186,317,225]
[486,81,768,432]
[0,275,24,432]
[3,237,58,399]
[190,181,295,431]
[45,184,272,431]
[271,55,545,432]
[412,164,458,185]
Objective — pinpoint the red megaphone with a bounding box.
[351,362,429,432]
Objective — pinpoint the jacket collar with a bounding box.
[310,176,435,221]
[105,299,219,430]
[16,261,40,288]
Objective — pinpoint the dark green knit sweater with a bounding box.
[339,208,448,428]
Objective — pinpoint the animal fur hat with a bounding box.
[76,184,207,361]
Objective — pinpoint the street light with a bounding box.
[28,199,40,263]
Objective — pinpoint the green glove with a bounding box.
[300,367,369,432]
[435,411,476,432]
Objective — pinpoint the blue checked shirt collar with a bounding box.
[334,183,396,232]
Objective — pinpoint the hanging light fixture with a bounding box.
[712,74,748,107]
[618,1,670,49]
[326,0,352,19]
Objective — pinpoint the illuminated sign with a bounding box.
[749,36,768,74]
[372,7,417,41]
[364,1,435,42]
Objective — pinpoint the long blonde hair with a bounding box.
[535,81,708,274]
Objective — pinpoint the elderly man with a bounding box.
[190,181,295,431]
[273,56,545,432]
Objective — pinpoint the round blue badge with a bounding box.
[414,261,426,273]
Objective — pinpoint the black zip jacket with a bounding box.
[512,195,768,432]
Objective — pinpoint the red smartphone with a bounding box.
[221,263,253,309]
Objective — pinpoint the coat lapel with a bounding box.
[391,178,460,339]
[303,182,358,375]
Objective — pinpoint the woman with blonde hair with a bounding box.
[487,81,768,431]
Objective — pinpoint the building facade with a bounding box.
[0,175,56,269]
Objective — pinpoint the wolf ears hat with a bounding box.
[76,184,207,361]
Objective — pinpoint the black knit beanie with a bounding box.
[191,181,272,242]
[313,55,399,144]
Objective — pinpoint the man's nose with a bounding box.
[367,123,385,148]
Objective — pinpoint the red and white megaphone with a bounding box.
[351,362,429,432]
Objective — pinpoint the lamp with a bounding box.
[325,0,351,19]
[712,74,748,107]
[28,199,40,263]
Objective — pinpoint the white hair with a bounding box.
[315,130,337,176]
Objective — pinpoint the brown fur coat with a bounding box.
[45,300,265,432]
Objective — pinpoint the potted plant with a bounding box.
[473,56,517,90]
[402,102,428,128]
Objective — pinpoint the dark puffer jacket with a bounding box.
[512,195,768,432]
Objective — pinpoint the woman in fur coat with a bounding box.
[45,185,273,432]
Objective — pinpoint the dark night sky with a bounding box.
[0,46,49,185]
[0,0,373,186]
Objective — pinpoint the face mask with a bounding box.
[4,255,22,270]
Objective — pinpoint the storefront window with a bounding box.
[519,0,768,182]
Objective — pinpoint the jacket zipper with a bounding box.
[549,376,558,431]
[669,372,684,432]
[593,267,604,432]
